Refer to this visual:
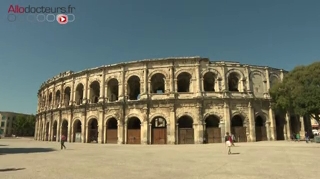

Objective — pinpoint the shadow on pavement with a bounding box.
[230,152,240,155]
[0,168,25,172]
[0,144,8,146]
[0,148,56,155]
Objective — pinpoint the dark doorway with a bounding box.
[106,118,118,144]
[87,118,98,143]
[52,121,57,141]
[45,122,49,141]
[275,115,285,140]
[127,117,141,144]
[231,115,247,142]
[151,117,167,144]
[178,116,194,144]
[61,120,68,141]
[205,115,221,143]
[73,120,82,142]
[255,116,267,141]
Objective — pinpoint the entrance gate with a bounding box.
[231,115,247,142]
[127,117,141,144]
[178,116,194,144]
[106,118,118,144]
[205,115,221,143]
[151,117,167,144]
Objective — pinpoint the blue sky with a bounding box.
[0,0,320,114]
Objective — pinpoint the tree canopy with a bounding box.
[12,114,36,136]
[269,62,320,123]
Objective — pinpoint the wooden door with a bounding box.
[232,127,247,142]
[152,128,167,144]
[179,129,194,144]
[127,129,141,144]
[206,128,221,143]
[256,126,267,141]
[106,129,117,143]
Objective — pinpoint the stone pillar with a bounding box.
[124,123,128,144]
[194,123,203,144]
[84,125,88,143]
[244,66,250,92]
[48,120,52,141]
[167,110,176,144]
[83,74,88,104]
[268,106,276,140]
[81,117,86,143]
[266,121,271,141]
[299,116,305,139]
[174,79,177,93]
[195,63,201,96]
[223,101,231,134]
[285,112,291,140]
[148,123,152,144]
[99,69,105,103]
[248,101,256,142]
[219,121,225,142]
[117,121,124,144]
[141,121,148,145]
[175,123,179,144]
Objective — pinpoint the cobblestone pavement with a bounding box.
[0,138,318,179]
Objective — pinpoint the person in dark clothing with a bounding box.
[305,132,309,143]
[61,135,67,150]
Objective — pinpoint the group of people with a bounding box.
[225,132,236,155]
[291,132,311,143]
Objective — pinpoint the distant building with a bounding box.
[0,111,32,137]
[311,116,319,129]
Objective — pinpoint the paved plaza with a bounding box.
[0,138,319,179]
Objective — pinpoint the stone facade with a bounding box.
[0,111,32,137]
[35,57,306,144]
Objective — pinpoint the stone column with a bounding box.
[83,74,88,104]
[117,121,124,144]
[148,123,152,144]
[195,63,201,96]
[219,121,225,142]
[84,125,88,143]
[175,123,179,144]
[268,106,276,140]
[166,122,171,144]
[299,116,305,139]
[167,110,176,144]
[248,101,256,142]
[244,66,250,92]
[141,121,148,145]
[124,123,128,144]
[266,121,271,141]
[223,101,231,134]
[81,117,86,143]
[285,112,291,140]
[99,69,106,103]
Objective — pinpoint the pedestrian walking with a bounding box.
[225,132,232,155]
[61,135,67,150]
[305,132,309,143]
[296,133,300,142]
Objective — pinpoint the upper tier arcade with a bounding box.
[37,56,286,113]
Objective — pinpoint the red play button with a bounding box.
[56,14,68,24]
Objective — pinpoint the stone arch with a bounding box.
[177,115,194,144]
[250,70,266,96]
[230,114,247,142]
[177,72,193,92]
[150,116,167,144]
[105,75,119,84]
[126,114,143,123]
[87,118,98,143]
[105,117,118,144]
[73,119,82,142]
[104,115,118,125]
[48,92,53,106]
[201,68,222,79]
[255,114,268,141]
[226,70,243,92]
[148,70,169,79]
[75,83,84,105]
[150,73,166,93]
[127,75,141,100]
[86,115,99,125]
[269,74,280,89]
[89,81,100,104]
[174,69,194,79]
[63,86,71,107]
[176,112,195,123]
[127,116,141,144]
[149,113,168,124]
[106,78,119,102]
[55,90,61,107]
[203,71,217,92]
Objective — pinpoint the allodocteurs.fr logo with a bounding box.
[7,5,76,24]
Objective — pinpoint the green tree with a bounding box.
[269,62,320,124]
[12,114,36,136]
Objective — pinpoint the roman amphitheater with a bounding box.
[35,57,308,145]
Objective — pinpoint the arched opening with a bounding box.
[48,93,53,106]
[231,115,247,142]
[151,117,167,144]
[73,120,82,142]
[127,76,141,100]
[150,73,166,93]
[203,72,216,92]
[42,96,46,108]
[52,121,57,141]
[55,90,60,107]
[64,87,71,107]
[89,81,100,104]
[269,75,279,89]
[127,117,141,144]
[275,114,285,140]
[45,122,49,141]
[177,72,192,92]
[107,79,119,102]
[204,115,221,143]
[38,94,42,108]
[177,116,194,144]
[228,72,240,92]
[255,115,267,141]
[290,115,299,134]
[61,120,68,141]
[106,118,118,143]
[87,118,98,143]
[75,83,84,105]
